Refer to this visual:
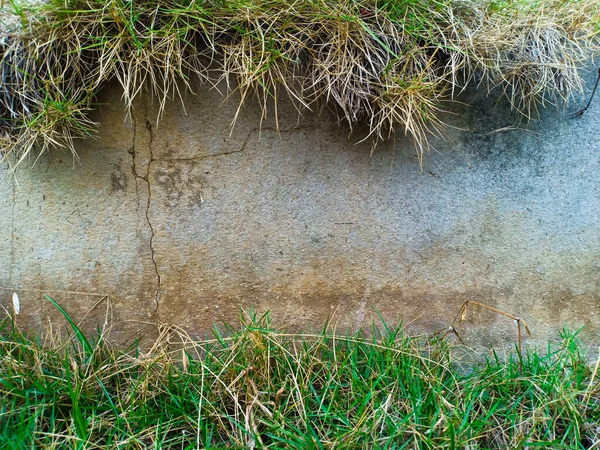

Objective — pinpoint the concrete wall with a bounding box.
[1,77,599,348]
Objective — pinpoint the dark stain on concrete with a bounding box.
[154,161,207,208]
[109,164,128,193]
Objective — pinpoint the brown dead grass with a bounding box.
[0,0,598,167]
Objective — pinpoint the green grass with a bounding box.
[1,300,599,448]
[1,0,599,166]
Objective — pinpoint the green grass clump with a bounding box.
[1,302,599,449]
[0,0,599,167]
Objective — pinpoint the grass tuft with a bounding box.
[0,0,599,166]
[1,304,599,448]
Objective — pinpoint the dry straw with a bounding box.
[0,0,599,166]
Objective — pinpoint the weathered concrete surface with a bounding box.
[1,76,599,349]
[0,87,159,345]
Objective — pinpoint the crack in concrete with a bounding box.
[155,125,312,162]
[130,94,161,313]
[129,111,141,230]
[128,122,312,311]
[144,98,161,313]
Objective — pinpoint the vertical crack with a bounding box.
[129,107,141,224]
[129,92,161,313]
[143,95,161,313]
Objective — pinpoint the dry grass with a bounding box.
[0,0,599,166]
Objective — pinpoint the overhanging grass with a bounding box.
[0,0,599,167]
[1,307,599,448]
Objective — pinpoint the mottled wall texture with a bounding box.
[1,76,599,348]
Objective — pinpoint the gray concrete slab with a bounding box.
[1,75,599,349]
